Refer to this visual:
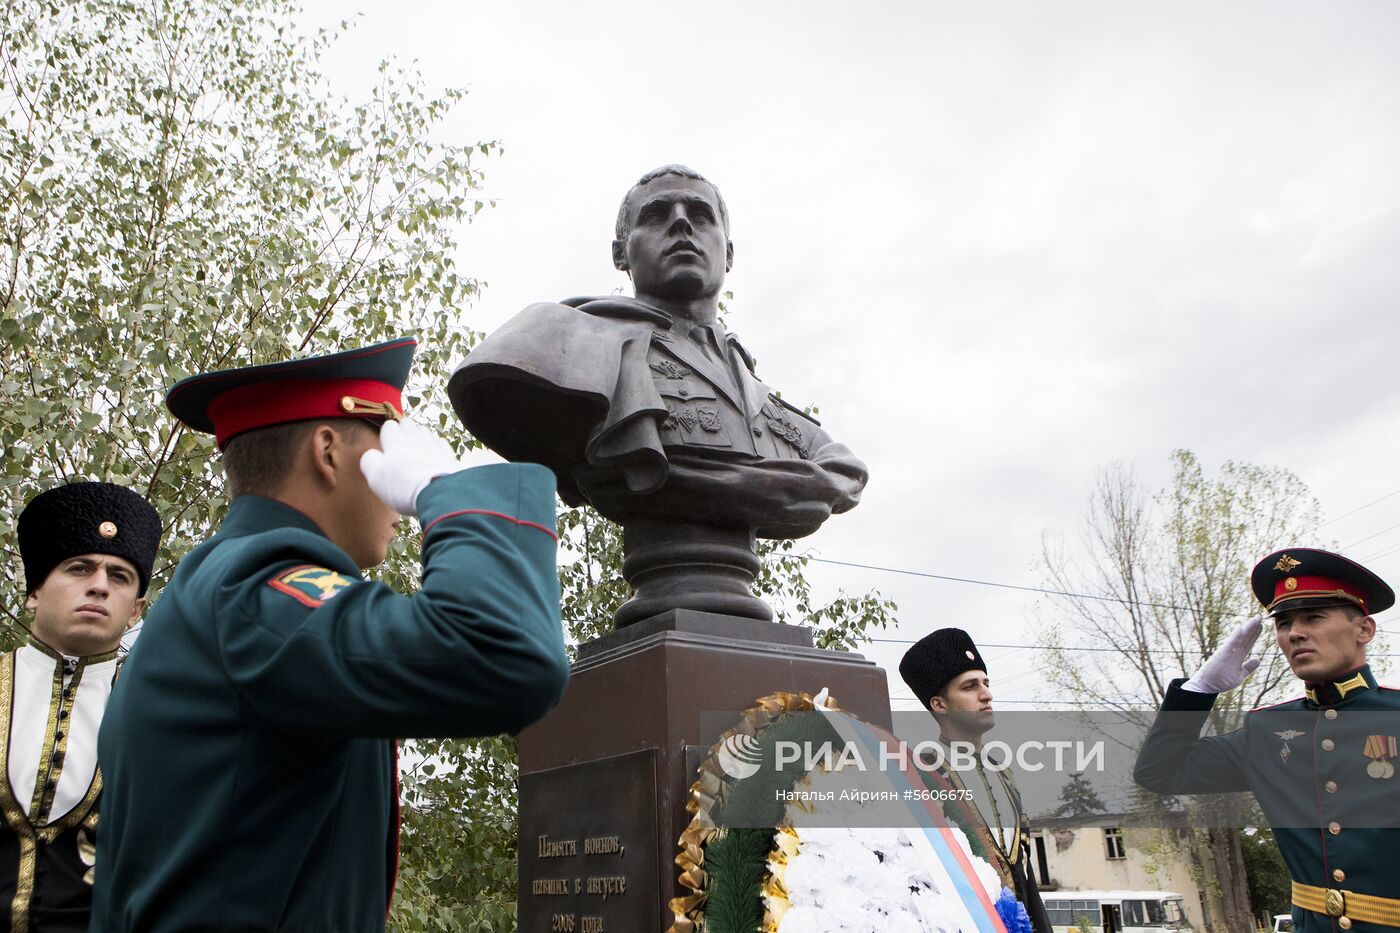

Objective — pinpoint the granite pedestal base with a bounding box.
[516,610,892,932]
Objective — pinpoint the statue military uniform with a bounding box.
[450,295,864,539]
[448,165,866,626]
[91,340,569,931]
[1,483,160,933]
[1135,549,1400,932]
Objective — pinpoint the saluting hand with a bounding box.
[360,420,498,517]
[1181,616,1264,694]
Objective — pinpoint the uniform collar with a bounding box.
[668,316,727,354]
[1304,664,1377,707]
[22,639,119,677]
[220,495,330,540]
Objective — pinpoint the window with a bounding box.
[1104,826,1127,860]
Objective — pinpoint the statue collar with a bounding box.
[1305,664,1377,707]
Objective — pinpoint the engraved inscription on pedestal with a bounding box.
[518,750,660,932]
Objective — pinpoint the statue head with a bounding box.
[612,165,733,303]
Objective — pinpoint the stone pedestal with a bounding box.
[516,610,892,932]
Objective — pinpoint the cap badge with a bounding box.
[964,650,975,660]
[339,396,403,420]
[98,521,118,539]
[1284,577,1298,591]
[1274,554,1301,573]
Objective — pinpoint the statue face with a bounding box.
[615,175,732,300]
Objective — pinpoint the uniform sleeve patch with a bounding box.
[267,565,358,608]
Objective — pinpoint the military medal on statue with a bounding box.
[1364,734,1396,780]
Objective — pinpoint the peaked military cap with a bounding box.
[1252,547,1394,616]
[19,482,162,595]
[900,627,988,709]
[166,337,416,449]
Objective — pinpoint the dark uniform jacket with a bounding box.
[0,643,117,933]
[90,465,569,932]
[1135,666,1400,932]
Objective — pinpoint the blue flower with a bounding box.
[995,887,1033,933]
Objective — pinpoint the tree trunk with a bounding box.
[1192,825,1255,930]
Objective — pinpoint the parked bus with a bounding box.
[1042,890,1192,932]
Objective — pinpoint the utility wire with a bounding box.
[1322,487,1400,528]
[867,637,1185,655]
[1343,519,1400,551]
[812,558,1199,613]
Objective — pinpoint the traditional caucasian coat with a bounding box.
[0,641,119,933]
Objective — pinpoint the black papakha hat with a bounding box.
[1251,547,1394,616]
[18,482,162,595]
[899,627,988,709]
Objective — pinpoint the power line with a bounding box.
[1359,540,1400,563]
[1343,519,1400,551]
[1322,487,1400,527]
[811,557,1200,613]
[869,636,1400,659]
[867,637,1186,655]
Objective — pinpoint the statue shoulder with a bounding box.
[559,295,673,327]
[766,392,822,427]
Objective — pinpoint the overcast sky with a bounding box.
[296,0,1400,711]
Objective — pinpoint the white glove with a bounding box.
[1181,617,1263,693]
[360,420,473,517]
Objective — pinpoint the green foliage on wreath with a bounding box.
[710,711,842,829]
[701,828,774,933]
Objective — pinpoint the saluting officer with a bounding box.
[2,482,160,932]
[901,628,1053,933]
[91,338,569,931]
[1135,548,1400,932]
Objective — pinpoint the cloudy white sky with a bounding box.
[296,0,1400,711]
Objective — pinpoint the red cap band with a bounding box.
[1270,574,1368,612]
[208,378,403,448]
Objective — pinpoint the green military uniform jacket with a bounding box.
[1135,666,1400,932]
[90,465,569,932]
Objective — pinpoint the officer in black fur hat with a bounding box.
[901,628,1052,933]
[3,481,160,932]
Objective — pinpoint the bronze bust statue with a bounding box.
[448,165,867,627]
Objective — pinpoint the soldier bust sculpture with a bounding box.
[448,164,867,627]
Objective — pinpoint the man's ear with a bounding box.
[1358,614,1377,646]
[308,424,340,488]
[126,597,148,630]
[612,239,629,272]
[929,694,947,714]
[725,240,734,272]
[24,591,38,613]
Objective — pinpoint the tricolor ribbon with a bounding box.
[813,698,1010,933]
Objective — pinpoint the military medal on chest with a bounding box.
[1364,734,1396,779]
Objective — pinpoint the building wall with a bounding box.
[1031,824,1208,931]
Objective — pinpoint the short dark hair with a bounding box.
[222,419,374,498]
[614,164,730,242]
